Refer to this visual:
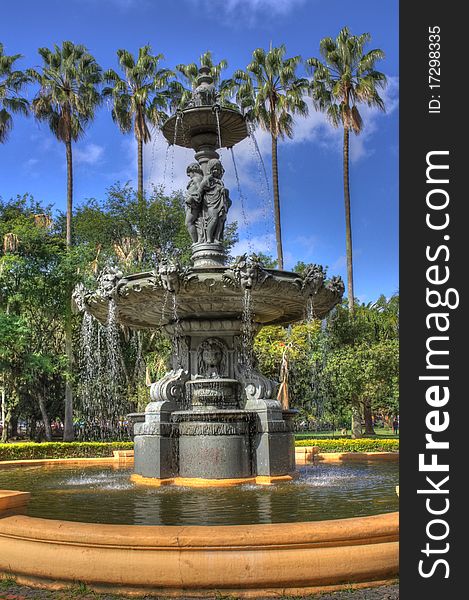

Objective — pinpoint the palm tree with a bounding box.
[28,42,102,246]
[28,41,102,441]
[307,27,387,315]
[233,45,309,270]
[0,43,29,143]
[170,51,232,111]
[103,45,172,198]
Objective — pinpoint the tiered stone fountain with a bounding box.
[78,67,344,484]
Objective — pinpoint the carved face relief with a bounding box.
[97,266,124,298]
[197,337,227,377]
[156,259,184,293]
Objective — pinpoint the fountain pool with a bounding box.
[0,460,398,526]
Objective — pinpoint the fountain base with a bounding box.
[133,399,296,483]
[130,473,295,487]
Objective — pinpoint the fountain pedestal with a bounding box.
[191,242,226,267]
[132,317,296,483]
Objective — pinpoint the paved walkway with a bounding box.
[0,580,399,600]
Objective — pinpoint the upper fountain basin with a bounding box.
[81,265,344,329]
[162,106,248,150]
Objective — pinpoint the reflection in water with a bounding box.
[0,462,398,526]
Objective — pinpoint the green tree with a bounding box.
[27,42,102,440]
[234,46,309,269]
[0,196,72,441]
[320,296,399,436]
[73,183,238,272]
[322,339,398,437]
[0,43,29,143]
[254,321,322,421]
[103,45,172,198]
[307,28,386,315]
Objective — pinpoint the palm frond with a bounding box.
[307,27,387,135]
[0,44,29,142]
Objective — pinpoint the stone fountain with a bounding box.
[77,67,344,484]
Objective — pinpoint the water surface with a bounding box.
[0,461,398,526]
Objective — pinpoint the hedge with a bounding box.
[295,438,399,452]
[0,442,133,461]
[0,438,399,461]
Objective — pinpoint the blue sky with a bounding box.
[1,0,398,302]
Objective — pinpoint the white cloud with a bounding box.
[79,0,147,10]
[23,157,39,169]
[283,76,399,163]
[75,143,105,165]
[330,247,363,275]
[331,254,347,272]
[227,203,265,230]
[231,233,276,257]
[188,0,306,21]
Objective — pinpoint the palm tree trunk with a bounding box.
[138,138,143,198]
[66,140,73,247]
[271,134,284,269]
[343,127,354,315]
[63,139,74,441]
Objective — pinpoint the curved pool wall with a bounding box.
[0,454,399,595]
[0,492,398,596]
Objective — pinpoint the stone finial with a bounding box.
[187,66,219,108]
[326,275,345,297]
[299,264,325,294]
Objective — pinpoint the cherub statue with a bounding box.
[199,158,231,243]
[184,162,203,243]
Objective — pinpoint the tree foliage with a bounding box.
[0,43,29,143]
[0,196,71,440]
[254,294,399,433]
[306,28,386,315]
[103,45,172,196]
[233,45,309,269]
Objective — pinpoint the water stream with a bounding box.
[171,292,183,369]
[78,302,130,441]
[241,287,254,374]
[170,114,180,188]
[161,143,171,190]
[247,123,274,254]
[215,108,222,149]
[230,147,253,253]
